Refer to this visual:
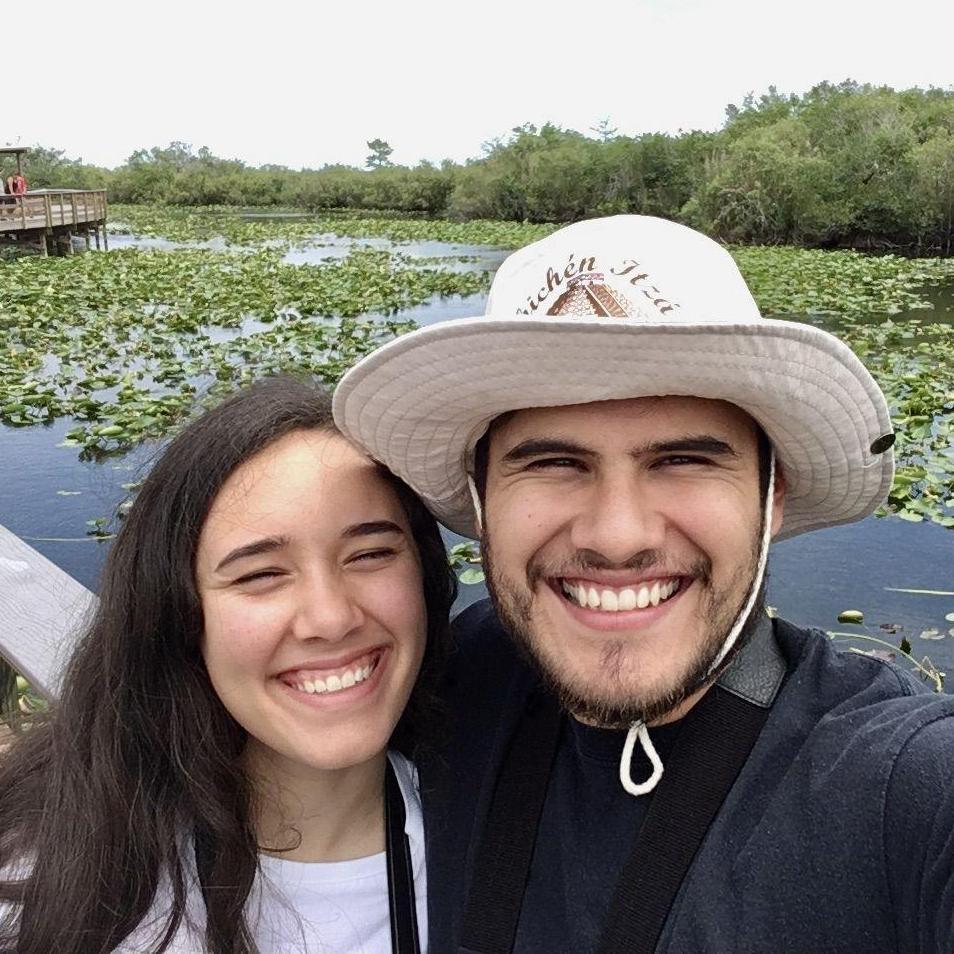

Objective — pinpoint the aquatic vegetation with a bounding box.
[448,541,485,585]
[2,209,953,529]
[836,318,954,527]
[109,204,556,250]
[831,595,949,692]
[0,245,486,453]
[828,630,945,691]
[732,245,954,317]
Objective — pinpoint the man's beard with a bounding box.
[482,530,767,729]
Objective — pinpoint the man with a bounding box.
[334,216,954,952]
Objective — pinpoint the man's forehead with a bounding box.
[489,396,758,445]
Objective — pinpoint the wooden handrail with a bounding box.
[0,190,108,234]
[0,523,94,699]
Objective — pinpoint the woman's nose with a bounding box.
[290,576,364,643]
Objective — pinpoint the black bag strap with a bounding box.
[596,686,768,954]
[458,689,563,954]
[385,758,422,954]
[458,685,769,954]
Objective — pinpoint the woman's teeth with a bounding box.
[561,578,681,612]
[290,658,378,695]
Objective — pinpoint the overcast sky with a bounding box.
[5,0,953,170]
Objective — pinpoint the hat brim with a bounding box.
[333,315,894,541]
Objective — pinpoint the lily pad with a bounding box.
[837,610,865,625]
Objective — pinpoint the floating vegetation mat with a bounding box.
[2,209,953,529]
[733,245,954,318]
[108,204,557,250]
[0,245,486,455]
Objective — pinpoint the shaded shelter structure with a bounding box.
[0,147,108,256]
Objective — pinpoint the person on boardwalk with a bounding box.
[0,377,455,953]
[334,215,954,953]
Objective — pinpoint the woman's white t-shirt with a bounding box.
[116,752,426,953]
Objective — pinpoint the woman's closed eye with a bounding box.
[232,568,285,586]
[347,546,399,566]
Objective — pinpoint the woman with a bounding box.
[0,377,456,953]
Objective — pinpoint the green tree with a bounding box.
[911,129,954,252]
[366,139,394,170]
[17,145,108,190]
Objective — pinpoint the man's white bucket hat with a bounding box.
[334,215,895,540]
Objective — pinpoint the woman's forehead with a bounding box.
[202,430,401,537]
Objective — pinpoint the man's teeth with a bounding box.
[292,659,377,695]
[561,579,681,612]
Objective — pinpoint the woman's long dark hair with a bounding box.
[0,377,456,954]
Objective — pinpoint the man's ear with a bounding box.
[770,463,786,538]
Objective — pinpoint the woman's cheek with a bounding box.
[203,591,285,664]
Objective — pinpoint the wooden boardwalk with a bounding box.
[0,189,108,255]
[0,523,95,699]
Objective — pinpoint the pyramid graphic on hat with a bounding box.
[547,273,635,318]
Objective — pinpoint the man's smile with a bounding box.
[539,571,695,633]
[557,576,684,612]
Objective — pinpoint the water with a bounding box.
[1,227,952,689]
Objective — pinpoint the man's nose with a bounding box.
[568,471,666,564]
[290,574,364,643]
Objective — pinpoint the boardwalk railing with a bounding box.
[0,524,95,699]
[0,190,108,234]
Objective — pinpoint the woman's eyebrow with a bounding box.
[215,536,289,572]
[341,520,405,539]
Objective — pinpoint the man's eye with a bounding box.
[657,455,710,467]
[525,457,585,471]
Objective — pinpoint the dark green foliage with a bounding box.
[365,138,394,170]
[16,80,954,251]
[6,145,109,191]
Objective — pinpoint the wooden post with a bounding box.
[93,226,101,250]
[43,193,52,229]
[84,230,91,251]
[103,224,109,252]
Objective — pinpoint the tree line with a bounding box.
[9,81,954,252]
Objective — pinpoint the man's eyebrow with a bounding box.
[215,536,289,573]
[499,435,740,465]
[639,436,739,458]
[340,520,405,539]
[500,439,596,463]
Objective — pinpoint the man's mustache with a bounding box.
[526,549,713,587]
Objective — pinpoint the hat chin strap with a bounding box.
[619,449,776,798]
[467,474,483,535]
